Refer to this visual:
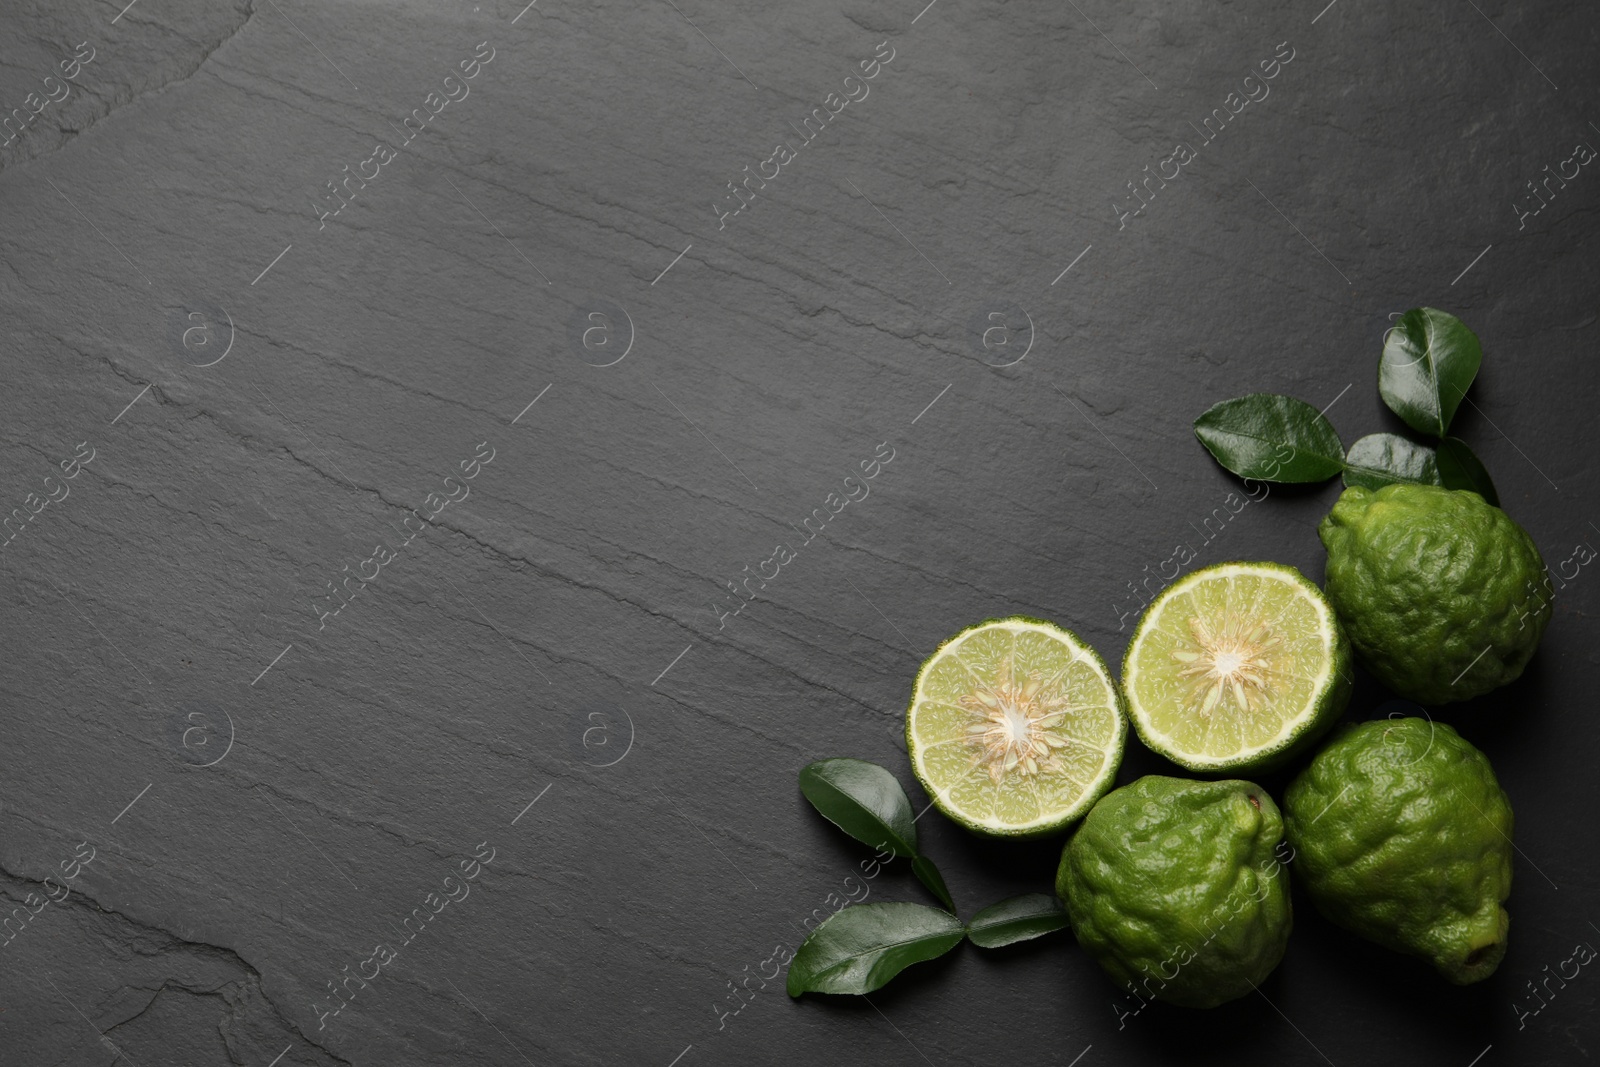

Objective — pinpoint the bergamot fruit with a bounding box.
[1319,484,1550,704]
[1123,561,1351,773]
[1283,716,1513,984]
[1056,776,1293,1008]
[907,617,1125,837]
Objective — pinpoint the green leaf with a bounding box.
[1379,307,1483,437]
[1437,437,1499,506]
[966,893,1071,948]
[1193,394,1345,483]
[798,759,918,858]
[799,761,955,911]
[910,855,955,912]
[786,902,966,996]
[1342,433,1442,491]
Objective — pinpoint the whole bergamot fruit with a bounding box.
[1318,483,1550,704]
[1283,717,1512,984]
[1056,776,1293,1008]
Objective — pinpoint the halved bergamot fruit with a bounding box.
[1123,561,1350,773]
[906,617,1126,838]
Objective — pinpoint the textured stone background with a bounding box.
[1,0,1596,1064]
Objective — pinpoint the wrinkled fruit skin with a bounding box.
[1284,717,1512,984]
[1056,776,1292,1009]
[1318,484,1550,704]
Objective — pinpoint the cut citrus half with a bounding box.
[1123,561,1351,773]
[906,617,1126,838]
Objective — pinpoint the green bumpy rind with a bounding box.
[1283,717,1513,984]
[1318,484,1551,705]
[1055,776,1293,1008]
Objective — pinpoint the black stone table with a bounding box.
[1,0,1595,1064]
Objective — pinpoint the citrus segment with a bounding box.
[907,617,1125,837]
[1123,561,1350,772]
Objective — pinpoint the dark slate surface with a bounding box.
[1,0,1596,1063]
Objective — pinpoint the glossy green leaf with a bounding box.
[1341,433,1441,491]
[910,855,956,912]
[966,893,1071,948]
[1379,307,1483,437]
[799,759,918,858]
[786,902,966,996]
[1437,436,1499,506]
[1193,394,1345,483]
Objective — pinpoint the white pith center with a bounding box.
[1171,612,1280,717]
[1212,649,1246,676]
[960,653,1072,783]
